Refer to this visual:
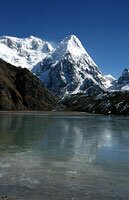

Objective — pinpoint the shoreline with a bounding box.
[0,110,128,117]
[0,110,96,116]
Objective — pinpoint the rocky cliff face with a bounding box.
[0,59,57,111]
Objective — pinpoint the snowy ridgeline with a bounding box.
[0,34,128,98]
[0,35,53,70]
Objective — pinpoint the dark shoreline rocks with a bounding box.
[62,91,129,115]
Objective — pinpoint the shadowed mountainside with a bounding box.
[0,59,57,111]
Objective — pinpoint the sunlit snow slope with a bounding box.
[0,36,53,70]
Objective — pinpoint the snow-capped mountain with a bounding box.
[0,36,53,70]
[110,68,129,91]
[0,34,116,98]
[33,35,111,97]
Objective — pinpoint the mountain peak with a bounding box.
[62,34,81,44]
[65,34,77,39]
[47,35,89,64]
[110,68,129,91]
[122,68,129,75]
[60,35,86,57]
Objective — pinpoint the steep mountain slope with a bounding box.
[0,59,57,111]
[33,35,110,97]
[0,36,53,70]
[110,68,129,91]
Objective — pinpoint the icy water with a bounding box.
[0,112,129,200]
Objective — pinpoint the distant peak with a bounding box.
[122,68,129,75]
[105,74,116,81]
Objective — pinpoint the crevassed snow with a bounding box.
[0,36,53,70]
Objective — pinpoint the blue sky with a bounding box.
[0,0,129,77]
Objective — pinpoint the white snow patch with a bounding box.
[0,36,53,70]
[121,85,129,90]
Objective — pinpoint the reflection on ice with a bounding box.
[0,113,129,192]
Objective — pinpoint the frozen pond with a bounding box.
[0,112,129,199]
